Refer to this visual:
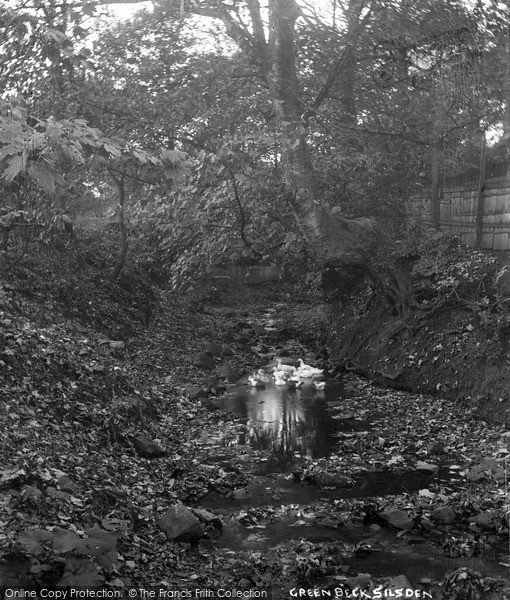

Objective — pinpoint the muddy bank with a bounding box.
[327,295,510,427]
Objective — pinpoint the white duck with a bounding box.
[272,367,296,381]
[247,375,265,388]
[296,359,323,379]
[276,359,296,374]
[274,373,287,386]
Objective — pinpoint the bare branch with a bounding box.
[306,0,375,117]
[229,170,262,257]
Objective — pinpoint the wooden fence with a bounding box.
[406,172,510,250]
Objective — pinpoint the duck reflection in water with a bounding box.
[222,376,343,460]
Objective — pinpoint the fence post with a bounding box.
[431,145,441,229]
[475,133,487,249]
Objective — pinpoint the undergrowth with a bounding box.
[3,226,158,338]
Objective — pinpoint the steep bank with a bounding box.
[327,292,510,427]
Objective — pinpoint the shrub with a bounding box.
[409,231,498,304]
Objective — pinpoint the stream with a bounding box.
[199,365,509,590]
[219,375,350,467]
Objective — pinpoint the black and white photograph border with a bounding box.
[0,0,509,597]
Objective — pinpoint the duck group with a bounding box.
[246,358,325,390]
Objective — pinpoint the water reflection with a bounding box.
[220,379,348,460]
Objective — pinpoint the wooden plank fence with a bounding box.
[406,173,510,251]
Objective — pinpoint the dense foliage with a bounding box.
[0,0,509,284]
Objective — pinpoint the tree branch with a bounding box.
[306,0,375,117]
[229,170,262,258]
[309,105,433,147]
[185,3,257,61]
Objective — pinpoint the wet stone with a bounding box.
[469,512,493,528]
[230,488,248,500]
[132,434,167,459]
[380,508,413,530]
[159,504,204,543]
[191,508,223,533]
[309,471,354,489]
[430,505,456,525]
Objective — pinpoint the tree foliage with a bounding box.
[0,0,507,286]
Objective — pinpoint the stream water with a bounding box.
[200,369,509,588]
[219,377,350,465]
[208,370,451,503]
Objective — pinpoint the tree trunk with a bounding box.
[339,44,357,124]
[109,172,129,282]
[266,0,326,256]
[338,0,365,124]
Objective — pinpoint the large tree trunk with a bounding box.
[339,0,364,124]
[266,0,326,257]
[264,0,378,267]
[182,0,377,263]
